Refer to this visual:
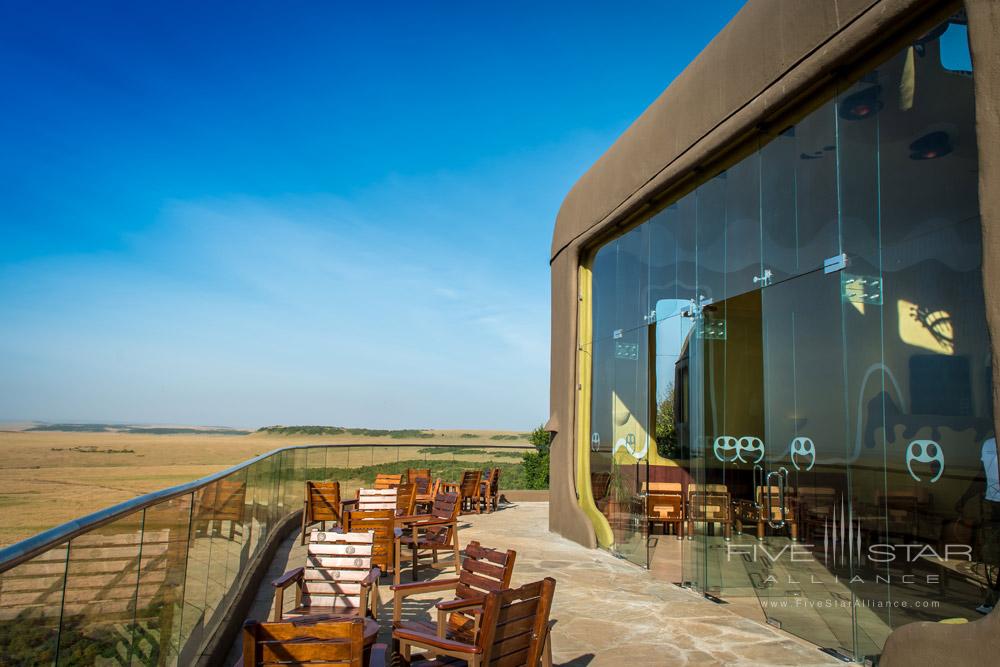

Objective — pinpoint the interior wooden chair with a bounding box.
[643,481,684,538]
[394,577,556,667]
[301,481,341,545]
[344,509,402,579]
[391,540,516,636]
[393,491,462,586]
[479,467,501,513]
[238,617,386,667]
[686,483,732,540]
[457,470,482,514]
[272,531,381,621]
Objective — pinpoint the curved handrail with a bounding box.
[0,441,531,573]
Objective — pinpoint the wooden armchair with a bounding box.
[375,473,403,489]
[457,470,482,514]
[342,487,398,517]
[414,478,440,513]
[686,484,732,540]
[239,617,386,667]
[643,481,684,538]
[272,531,381,621]
[396,483,417,517]
[344,509,402,578]
[393,492,462,586]
[391,541,516,634]
[301,481,341,545]
[408,468,431,484]
[479,468,501,513]
[394,578,556,667]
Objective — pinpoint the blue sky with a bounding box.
[0,1,744,429]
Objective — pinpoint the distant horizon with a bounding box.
[0,418,533,432]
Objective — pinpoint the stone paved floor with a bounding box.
[228,502,841,666]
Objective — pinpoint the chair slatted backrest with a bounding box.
[442,540,517,641]
[344,509,396,573]
[306,481,341,523]
[195,479,247,522]
[689,483,730,521]
[357,488,397,512]
[374,473,403,489]
[395,483,416,516]
[424,492,460,545]
[242,617,365,667]
[413,476,432,495]
[479,578,557,667]
[303,531,374,609]
[459,470,482,496]
[407,468,430,484]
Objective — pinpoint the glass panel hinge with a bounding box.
[824,253,848,273]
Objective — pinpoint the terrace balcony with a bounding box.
[0,443,839,666]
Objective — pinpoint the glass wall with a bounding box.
[582,15,993,660]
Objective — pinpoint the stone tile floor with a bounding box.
[228,502,841,666]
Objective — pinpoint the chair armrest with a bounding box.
[369,643,388,667]
[435,595,485,612]
[395,513,435,524]
[271,567,304,589]
[393,627,482,654]
[408,517,455,527]
[361,566,382,585]
[390,577,461,595]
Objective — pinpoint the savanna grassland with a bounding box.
[0,426,531,546]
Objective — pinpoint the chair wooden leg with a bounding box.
[300,511,308,545]
[411,544,419,582]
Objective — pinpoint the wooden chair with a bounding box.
[391,541,517,634]
[394,578,556,667]
[374,473,403,489]
[408,468,431,484]
[272,531,381,621]
[344,509,402,578]
[643,481,684,538]
[396,483,418,517]
[686,484,732,540]
[457,470,483,514]
[393,492,462,586]
[239,617,386,667]
[479,468,501,513]
[302,481,341,545]
[414,478,441,513]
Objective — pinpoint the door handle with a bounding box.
[766,469,786,529]
[752,464,764,510]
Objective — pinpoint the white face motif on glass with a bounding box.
[790,437,816,471]
[735,436,765,464]
[591,432,601,452]
[905,439,945,483]
[712,436,764,463]
[713,436,740,463]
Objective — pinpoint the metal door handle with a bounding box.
[766,470,786,529]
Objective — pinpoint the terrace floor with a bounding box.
[228,502,841,666]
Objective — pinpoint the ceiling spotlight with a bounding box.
[840,86,882,121]
[909,131,952,160]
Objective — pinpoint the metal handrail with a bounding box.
[0,441,532,573]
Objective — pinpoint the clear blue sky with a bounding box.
[0,1,744,429]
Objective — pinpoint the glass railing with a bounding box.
[0,442,530,666]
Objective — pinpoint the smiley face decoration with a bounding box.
[906,439,945,483]
[712,436,765,464]
[790,437,816,471]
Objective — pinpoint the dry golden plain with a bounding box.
[0,428,528,546]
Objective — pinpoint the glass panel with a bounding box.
[591,242,619,343]
[616,224,649,330]
[761,100,839,282]
[696,173,726,304]
[865,17,991,644]
[132,495,192,666]
[59,511,144,664]
[0,544,68,665]
[724,152,762,298]
[759,271,855,655]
